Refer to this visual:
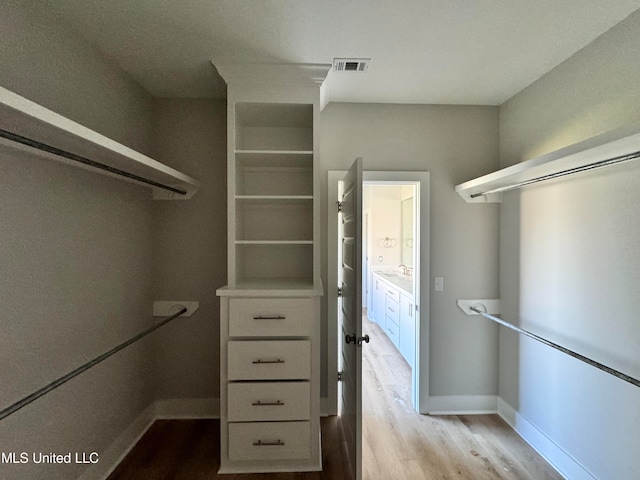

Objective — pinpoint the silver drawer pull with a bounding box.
[252,400,284,406]
[252,358,285,364]
[253,315,286,320]
[253,439,285,447]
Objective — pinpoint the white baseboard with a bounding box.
[154,397,220,419]
[78,398,219,480]
[428,395,497,415]
[497,398,596,480]
[78,404,156,480]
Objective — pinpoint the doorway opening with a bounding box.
[363,182,420,410]
[328,167,430,478]
[327,169,430,417]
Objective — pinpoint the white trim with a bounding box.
[78,404,155,480]
[428,395,497,415]
[497,398,596,480]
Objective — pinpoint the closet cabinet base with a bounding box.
[217,290,322,474]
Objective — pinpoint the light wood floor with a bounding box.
[108,318,563,480]
[362,316,563,480]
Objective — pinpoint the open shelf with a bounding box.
[235,243,313,286]
[235,195,313,201]
[0,86,200,199]
[236,149,313,155]
[455,121,640,203]
[236,201,313,242]
[229,98,317,289]
[235,103,313,151]
[236,239,313,246]
[236,151,313,196]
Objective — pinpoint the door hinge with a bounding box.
[337,287,343,297]
[337,201,343,213]
[337,371,344,381]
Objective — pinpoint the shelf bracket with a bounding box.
[456,299,501,316]
[153,301,200,317]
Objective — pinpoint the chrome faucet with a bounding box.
[399,264,408,275]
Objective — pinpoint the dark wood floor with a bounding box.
[107,417,350,480]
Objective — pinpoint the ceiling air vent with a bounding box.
[333,58,371,73]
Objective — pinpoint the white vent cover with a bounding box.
[333,58,371,73]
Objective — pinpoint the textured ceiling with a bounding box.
[43,0,640,105]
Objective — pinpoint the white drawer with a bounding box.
[229,298,312,337]
[385,318,399,348]
[228,421,311,461]
[228,382,310,422]
[385,287,400,304]
[228,340,311,380]
[385,297,400,326]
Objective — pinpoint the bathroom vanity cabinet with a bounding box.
[371,272,415,369]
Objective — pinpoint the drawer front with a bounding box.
[229,298,312,337]
[228,421,311,461]
[385,317,400,348]
[385,287,400,304]
[385,298,400,326]
[228,382,310,422]
[228,340,311,380]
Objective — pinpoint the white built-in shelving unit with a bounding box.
[215,63,330,474]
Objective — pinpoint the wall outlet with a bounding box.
[434,277,444,292]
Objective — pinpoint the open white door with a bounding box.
[338,158,364,480]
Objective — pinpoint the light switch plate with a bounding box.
[434,277,444,292]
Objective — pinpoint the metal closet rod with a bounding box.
[0,307,188,422]
[470,150,640,198]
[0,128,187,196]
[470,306,640,388]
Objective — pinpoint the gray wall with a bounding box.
[1,0,153,155]
[319,103,501,399]
[151,99,226,401]
[499,10,640,479]
[0,2,156,479]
